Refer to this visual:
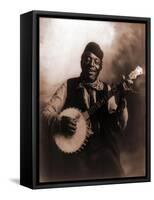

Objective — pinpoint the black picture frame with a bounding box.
[20,10,151,189]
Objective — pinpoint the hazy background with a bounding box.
[39,17,146,181]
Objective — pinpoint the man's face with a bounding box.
[81,51,102,83]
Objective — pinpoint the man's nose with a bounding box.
[90,59,95,67]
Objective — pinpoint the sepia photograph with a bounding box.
[38,14,150,184]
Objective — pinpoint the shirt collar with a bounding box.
[77,78,104,91]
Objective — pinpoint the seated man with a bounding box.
[42,42,128,180]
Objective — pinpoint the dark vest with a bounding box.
[63,77,109,123]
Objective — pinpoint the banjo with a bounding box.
[53,66,143,154]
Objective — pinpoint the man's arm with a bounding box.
[42,82,67,133]
[115,98,128,130]
[107,86,128,132]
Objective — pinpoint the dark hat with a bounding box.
[83,42,104,60]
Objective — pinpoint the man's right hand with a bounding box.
[59,116,77,137]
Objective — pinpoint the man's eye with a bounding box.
[95,59,100,65]
[84,56,101,65]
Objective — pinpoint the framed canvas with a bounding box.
[20,10,151,189]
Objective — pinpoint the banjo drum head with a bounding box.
[54,108,88,154]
